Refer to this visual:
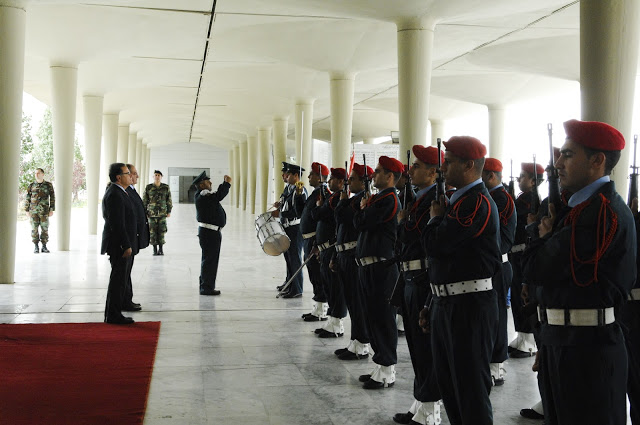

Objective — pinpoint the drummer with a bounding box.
[278,163,307,298]
[273,162,293,291]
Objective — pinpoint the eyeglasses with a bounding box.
[120,172,131,175]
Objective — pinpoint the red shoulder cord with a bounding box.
[447,194,492,238]
[366,192,398,223]
[404,193,431,232]
[328,192,340,210]
[564,193,618,287]
[492,187,515,225]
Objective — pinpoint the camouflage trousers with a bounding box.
[149,217,168,245]
[30,214,50,244]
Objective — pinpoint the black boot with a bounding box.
[158,245,164,255]
[34,243,40,253]
[41,244,50,253]
[153,245,158,256]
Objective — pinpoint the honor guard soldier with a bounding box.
[193,171,231,296]
[355,155,403,389]
[481,158,516,386]
[278,163,306,298]
[332,163,372,360]
[509,161,544,357]
[296,162,330,321]
[422,136,500,425]
[393,146,443,425]
[25,168,55,253]
[522,120,636,425]
[312,168,347,338]
[143,170,173,256]
[625,196,640,425]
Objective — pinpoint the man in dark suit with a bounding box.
[124,164,150,311]
[102,163,138,325]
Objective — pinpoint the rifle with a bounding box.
[404,149,412,210]
[507,159,516,199]
[629,134,639,208]
[531,154,541,215]
[363,154,371,196]
[344,160,349,194]
[547,123,562,214]
[435,138,445,200]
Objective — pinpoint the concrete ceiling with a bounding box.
[21,0,600,149]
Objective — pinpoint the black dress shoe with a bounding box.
[281,292,302,298]
[358,374,371,382]
[200,289,221,296]
[122,304,142,312]
[338,351,368,360]
[303,314,327,322]
[393,411,414,425]
[520,408,544,420]
[105,316,134,325]
[131,302,141,308]
[334,347,349,356]
[398,329,405,336]
[317,329,343,338]
[277,285,285,291]
[510,349,535,358]
[362,379,394,389]
[492,377,505,386]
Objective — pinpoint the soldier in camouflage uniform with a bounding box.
[143,170,172,255]
[24,168,55,253]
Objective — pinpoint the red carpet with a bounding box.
[0,322,161,425]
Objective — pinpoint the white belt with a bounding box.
[430,278,492,297]
[302,231,316,239]
[282,218,301,228]
[318,241,334,252]
[198,222,220,231]
[502,253,509,263]
[510,244,526,253]
[336,241,357,252]
[401,258,428,272]
[629,288,640,301]
[355,256,386,267]
[538,307,615,326]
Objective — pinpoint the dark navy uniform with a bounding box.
[195,180,230,294]
[280,184,306,296]
[397,184,441,403]
[624,212,640,425]
[296,186,325,303]
[522,181,636,425]
[423,180,500,425]
[354,187,400,368]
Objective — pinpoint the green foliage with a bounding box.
[33,108,54,178]
[18,113,36,196]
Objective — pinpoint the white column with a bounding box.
[117,124,128,163]
[273,116,288,198]
[50,65,78,251]
[233,144,241,208]
[138,143,146,190]
[0,1,26,284]
[295,100,314,172]
[135,137,142,170]
[581,0,640,197]
[82,95,103,235]
[330,73,355,166]
[247,134,258,214]
[127,132,137,166]
[228,148,235,206]
[239,140,248,211]
[488,105,506,162]
[258,126,271,213]
[145,146,151,185]
[429,119,444,146]
[363,137,376,145]
[397,17,435,153]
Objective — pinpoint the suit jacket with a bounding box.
[101,183,138,256]
[126,185,150,250]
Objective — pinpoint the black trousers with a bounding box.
[283,225,303,295]
[105,254,131,320]
[337,253,369,344]
[358,262,398,366]
[539,326,628,425]
[431,290,497,425]
[199,229,222,292]
[491,260,512,363]
[303,238,326,302]
[320,248,347,318]
[509,253,536,333]
[124,254,136,306]
[402,270,440,402]
[622,301,640,425]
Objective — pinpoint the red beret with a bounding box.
[352,163,374,178]
[483,158,503,173]
[563,119,625,151]
[412,145,444,165]
[379,156,405,174]
[310,162,330,176]
[521,162,545,175]
[330,168,346,180]
[443,136,487,160]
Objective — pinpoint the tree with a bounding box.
[72,139,86,202]
[18,113,36,200]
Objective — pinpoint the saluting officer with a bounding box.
[393,146,443,425]
[422,136,500,425]
[522,119,635,425]
[355,156,403,390]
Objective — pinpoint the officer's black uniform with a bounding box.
[397,184,441,403]
[522,181,635,425]
[125,184,150,308]
[354,187,400,367]
[295,185,325,303]
[280,171,306,296]
[423,181,500,425]
[194,176,230,294]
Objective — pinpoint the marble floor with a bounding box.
[1,203,617,424]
